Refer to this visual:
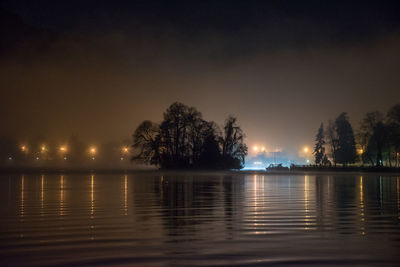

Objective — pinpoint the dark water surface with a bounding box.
[0,173,400,266]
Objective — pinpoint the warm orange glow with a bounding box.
[261,146,265,152]
[60,146,67,152]
[90,175,94,216]
[89,146,96,155]
[253,145,259,152]
[122,147,129,153]
[21,145,27,152]
[358,149,364,155]
[41,145,46,152]
[303,147,309,153]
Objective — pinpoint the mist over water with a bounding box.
[0,173,400,266]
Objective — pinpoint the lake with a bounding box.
[0,172,399,266]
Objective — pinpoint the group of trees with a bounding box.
[358,104,400,167]
[131,102,248,169]
[313,112,357,167]
[313,104,400,167]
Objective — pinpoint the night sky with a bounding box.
[1,0,400,159]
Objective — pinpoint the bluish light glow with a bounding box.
[244,149,307,169]
[242,166,266,170]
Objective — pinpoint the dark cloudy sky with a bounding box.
[1,0,400,157]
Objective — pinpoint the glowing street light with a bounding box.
[21,145,27,152]
[89,147,96,155]
[59,146,67,160]
[89,146,96,160]
[122,147,129,153]
[303,147,309,153]
[41,145,47,152]
[253,145,259,152]
[357,149,364,155]
[261,146,265,152]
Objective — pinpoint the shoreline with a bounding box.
[1,167,399,175]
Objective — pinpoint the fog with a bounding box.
[1,1,400,165]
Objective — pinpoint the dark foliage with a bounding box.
[131,102,247,170]
[335,112,357,166]
[313,123,325,165]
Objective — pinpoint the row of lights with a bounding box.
[253,146,266,152]
[254,146,372,156]
[253,145,310,153]
[20,145,129,153]
[9,145,130,161]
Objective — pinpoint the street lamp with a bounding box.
[59,146,68,160]
[89,146,96,160]
[121,146,129,161]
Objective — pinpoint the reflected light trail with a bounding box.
[90,175,94,218]
[304,176,310,230]
[254,175,257,192]
[251,175,266,235]
[20,176,24,218]
[360,176,365,235]
[380,176,383,209]
[327,176,331,198]
[160,175,164,200]
[124,175,128,215]
[60,175,64,216]
[89,175,95,240]
[253,175,260,234]
[41,175,44,215]
[397,177,399,220]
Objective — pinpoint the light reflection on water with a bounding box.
[124,174,128,215]
[0,173,400,266]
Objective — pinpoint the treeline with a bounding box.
[131,102,248,169]
[313,103,400,167]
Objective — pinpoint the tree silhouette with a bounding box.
[220,116,248,169]
[387,104,400,167]
[326,120,338,166]
[313,123,325,165]
[131,102,247,169]
[335,112,357,166]
[131,120,160,165]
[359,111,387,167]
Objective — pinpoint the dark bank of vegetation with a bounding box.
[311,103,400,168]
[131,102,248,170]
